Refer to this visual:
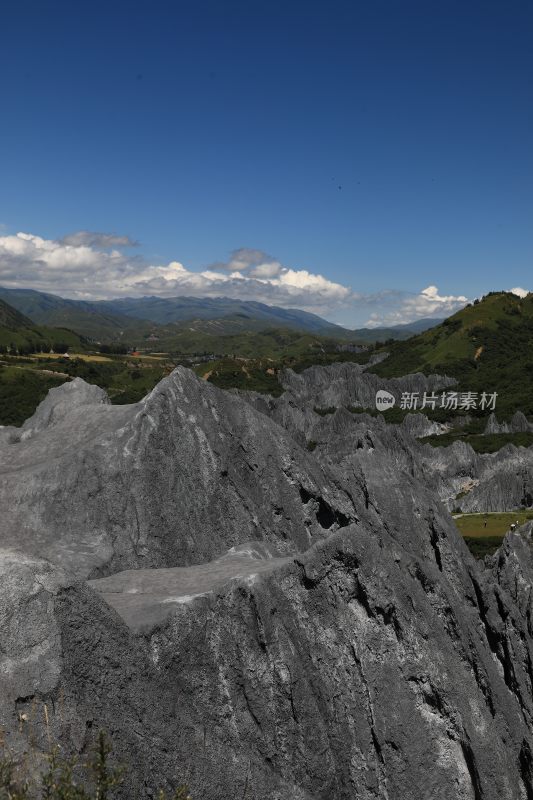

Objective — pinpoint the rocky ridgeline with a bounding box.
[243,363,533,513]
[484,410,533,434]
[242,363,455,446]
[279,361,456,410]
[0,371,356,579]
[1,365,533,798]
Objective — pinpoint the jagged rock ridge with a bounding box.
[2,365,533,798]
[0,369,356,578]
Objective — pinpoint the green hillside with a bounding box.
[0,297,86,424]
[0,323,85,353]
[0,289,352,337]
[370,291,533,418]
[0,298,34,328]
[139,325,370,359]
[0,297,87,354]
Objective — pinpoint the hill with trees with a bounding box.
[369,291,533,419]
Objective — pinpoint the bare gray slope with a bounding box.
[89,542,292,632]
[245,360,533,515]
[0,368,355,578]
[6,521,533,799]
[4,363,533,797]
[309,407,533,514]
[279,361,456,409]
[241,362,455,454]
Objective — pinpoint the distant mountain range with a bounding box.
[0,287,443,343]
[0,288,154,341]
[92,295,349,334]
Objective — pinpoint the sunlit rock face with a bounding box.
[278,362,456,410]
[0,367,356,579]
[2,365,533,799]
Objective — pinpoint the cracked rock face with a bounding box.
[278,362,456,410]
[244,362,533,515]
[484,411,533,435]
[3,364,533,798]
[0,367,355,579]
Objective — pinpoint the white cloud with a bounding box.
[0,233,352,313]
[249,262,282,279]
[0,231,471,326]
[0,232,143,297]
[509,287,530,298]
[363,285,469,327]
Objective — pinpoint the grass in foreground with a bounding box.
[0,731,190,800]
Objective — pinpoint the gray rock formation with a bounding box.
[400,412,449,438]
[88,542,292,633]
[3,364,533,798]
[0,368,355,579]
[253,362,533,515]
[484,410,533,434]
[243,362,533,515]
[456,448,533,512]
[279,362,455,410]
[240,363,455,447]
[6,518,533,798]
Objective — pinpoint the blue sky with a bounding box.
[0,0,531,326]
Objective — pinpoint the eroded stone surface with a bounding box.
[0,367,356,578]
[2,365,533,798]
[89,542,293,632]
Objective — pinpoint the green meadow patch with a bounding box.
[454,511,533,558]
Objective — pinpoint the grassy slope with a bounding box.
[0,325,85,350]
[369,292,533,418]
[0,298,35,327]
[133,325,371,357]
[0,296,87,355]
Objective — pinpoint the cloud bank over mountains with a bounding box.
[363,285,469,327]
[0,230,470,326]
